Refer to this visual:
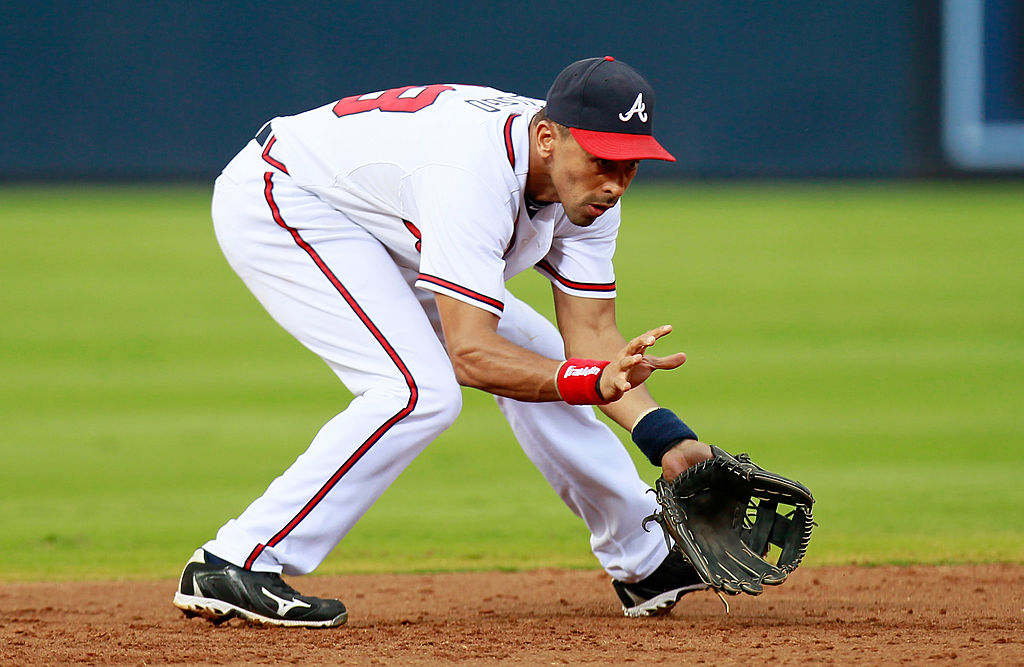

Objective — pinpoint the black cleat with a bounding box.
[172,549,347,628]
[612,550,708,617]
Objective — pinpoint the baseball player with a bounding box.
[173,56,713,627]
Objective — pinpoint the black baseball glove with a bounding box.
[644,445,814,595]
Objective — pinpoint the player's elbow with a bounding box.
[446,345,488,390]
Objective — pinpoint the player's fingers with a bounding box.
[642,352,687,370]
[645,324,673,340]
[601,355,639,400]
[625,328,666,355]
[623,334,654,356]
[611,354,642,377]
[637,324,673,346]
[625,325,674,355]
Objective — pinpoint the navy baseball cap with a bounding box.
[545,56,675,162]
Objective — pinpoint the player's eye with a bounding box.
[595,158,639,173]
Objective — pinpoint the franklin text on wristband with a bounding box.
[556,358,612,405]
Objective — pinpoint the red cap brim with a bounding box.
[570,127,676,162]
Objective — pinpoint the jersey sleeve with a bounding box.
[535,203,620,299]
[407,164,515,317]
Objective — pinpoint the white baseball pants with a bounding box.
[202,138,667,582]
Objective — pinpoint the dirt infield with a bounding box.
[1,564,1021,665]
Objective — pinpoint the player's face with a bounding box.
[547,132,639,227]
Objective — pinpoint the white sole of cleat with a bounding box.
[173,592,347,628]
[620,583,708,618]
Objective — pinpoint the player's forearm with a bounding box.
[435,293,563,401]
[447,331,563,402]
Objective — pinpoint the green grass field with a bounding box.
[1,182,1021,581]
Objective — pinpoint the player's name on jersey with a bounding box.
[464,93,541,113]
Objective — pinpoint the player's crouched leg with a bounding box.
[173,375,462,627]
[369,368,463,447]
[308,366,463,495]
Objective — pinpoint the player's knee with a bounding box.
[413,373,462,432]
[364,369,461,437]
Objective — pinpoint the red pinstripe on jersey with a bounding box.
[535,259,616,293]
[402,219,422,252]
[244,172,418,571]
[261,136,289,174]
[503,113,522,256]
[503,113,520,168]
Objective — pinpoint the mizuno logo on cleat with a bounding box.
[261,587,312,616]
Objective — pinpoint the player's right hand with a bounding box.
[598,325,687,402]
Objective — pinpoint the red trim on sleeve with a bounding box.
[417,273,504,312]
[535,259,616,293]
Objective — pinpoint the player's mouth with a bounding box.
[586,202,613,216]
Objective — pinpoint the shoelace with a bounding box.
[260,573,309,600]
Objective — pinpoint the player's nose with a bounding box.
[602,172,627,198]
[604,161,638,198]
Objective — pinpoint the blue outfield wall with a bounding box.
[0,1,950,180]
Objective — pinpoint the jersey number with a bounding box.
[333,85,455,117]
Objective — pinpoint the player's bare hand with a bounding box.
[598,325,687,402]
[660,439,713,481]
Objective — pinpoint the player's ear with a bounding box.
[534,118,559,159]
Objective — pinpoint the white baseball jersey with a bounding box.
[265,84,620,317]
[202,82,669,585]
